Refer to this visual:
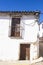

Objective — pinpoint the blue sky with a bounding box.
[0,0,43,22]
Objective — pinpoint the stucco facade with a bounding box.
[0,11,40,61]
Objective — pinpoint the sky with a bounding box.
[0,0,43,22]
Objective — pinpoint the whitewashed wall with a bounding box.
[0,15,39,61]
[21,15,39,42]
[0,16,20,61]
[30,41,39,61]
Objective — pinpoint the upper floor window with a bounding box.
[10,18,21,38]
[42,33,43,37]
[42,24,43,29]
[37,33,39,38]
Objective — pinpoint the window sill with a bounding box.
[9,36,23,39]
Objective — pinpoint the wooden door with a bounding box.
[19,44,30,60]
[26,47,30,60]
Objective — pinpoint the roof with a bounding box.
[0,11,40,17]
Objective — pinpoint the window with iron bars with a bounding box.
[10,18,22,38]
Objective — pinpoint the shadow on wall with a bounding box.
[39,42,43,57]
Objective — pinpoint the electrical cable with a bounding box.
[22,21,36,26]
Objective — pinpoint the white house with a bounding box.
[0,11,40,61]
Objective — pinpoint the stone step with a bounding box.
[0,61,30,65]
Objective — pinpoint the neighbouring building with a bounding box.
[0,11,40,61]
[39,22,43,57]
[39,22,43,37]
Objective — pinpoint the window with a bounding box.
[37,33,39,38]
[42,33,43,37]
[39,25,40,31]
[42,24,43,29]
[11,18,21,38]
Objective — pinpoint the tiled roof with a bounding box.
[0,11,40,13]
[0,11,40,16]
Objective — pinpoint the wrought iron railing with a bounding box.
[9,25,24,38]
